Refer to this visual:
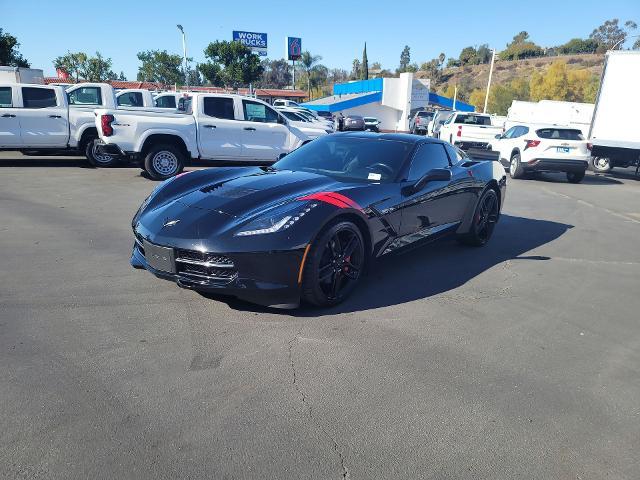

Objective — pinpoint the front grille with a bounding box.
[175,248,237,283]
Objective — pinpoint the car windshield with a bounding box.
[417,112,432,118]
[272,136,413,183]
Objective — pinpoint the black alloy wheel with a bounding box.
[302,221,365,307]
[458,189,499,247]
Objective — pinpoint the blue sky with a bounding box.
[3,0,639,79]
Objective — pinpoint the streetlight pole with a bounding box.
[483,49,496,114]
[177,24,188,90]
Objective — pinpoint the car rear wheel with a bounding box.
[509,153,525,179]
[591,156,612,173]
[85,137,119,168]
[302,221,365,307]
[457,189,499,247]
[566,170,586,183]
[144,144,185,180]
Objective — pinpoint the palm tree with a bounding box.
[299,51,322,100]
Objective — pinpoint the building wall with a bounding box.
[340,102,402,131]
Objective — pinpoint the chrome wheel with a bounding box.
[152,151,179,176]
[91,143,115,165]
[509,157,518,176]
[591,156,611,173]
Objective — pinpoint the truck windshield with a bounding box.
[273,136,413,183]
[454,114,492,126]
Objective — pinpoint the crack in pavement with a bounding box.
[288,327,350,480]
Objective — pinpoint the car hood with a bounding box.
[172,168,352,218]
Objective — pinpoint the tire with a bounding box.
[591,156,612,173]
[566,170,585,183]
[509,153,525,179]
[143,144,185,180]
[301,221,366,307]
[457,188,500,247]
[85,137,120,168]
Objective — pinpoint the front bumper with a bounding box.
[131,240,305,308]
[523,158,588,173]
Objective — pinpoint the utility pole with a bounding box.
[177,25,189,90]
[453,85,457,110]
[483,49,496,114]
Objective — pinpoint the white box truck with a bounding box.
[0,66,45,85]
[588,51,640,172]
[506,100,594,137]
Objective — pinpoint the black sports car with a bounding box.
[131,133,506,308]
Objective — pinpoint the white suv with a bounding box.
[490,125,591,183]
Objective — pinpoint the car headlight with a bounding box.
[235,201,318,236]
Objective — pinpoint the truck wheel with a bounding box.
[85,138,119,168]
[591,156,612,173]
[144,144,184,180]
[566,171,585,183]
[509,153,525,179]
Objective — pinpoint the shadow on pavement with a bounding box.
[215,214,573,315]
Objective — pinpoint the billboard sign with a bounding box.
[287,37,302,61]
[233,31,268,56]
[411,78,431,108]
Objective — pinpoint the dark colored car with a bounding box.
[131,133,506,308]
[342,114,366,131]
[316,110,334,122]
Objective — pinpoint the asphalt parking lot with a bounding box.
[1,152,639,479]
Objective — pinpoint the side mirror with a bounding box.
[403,168,452,195]
[494,134,502,139]
[278,115,287,125]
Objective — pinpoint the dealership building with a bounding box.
[302,72,474,132]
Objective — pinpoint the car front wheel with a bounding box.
[509,153,525,179]
[143,144,185,180]
[302,221,365,307]
[591,156,612,173]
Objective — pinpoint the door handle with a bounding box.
[1,114,16,118]
[244,127,256,131]
[203,125,216,129]
[49,115,62,119]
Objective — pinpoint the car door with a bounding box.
[397,142,458,239]
[196,96,242,159]
[239,99,289,160]
[19,86,68,147]
[0,85,21,147]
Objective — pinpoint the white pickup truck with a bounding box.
[439,112,503,150]
[94,93,324,180]
[0,81,121,166]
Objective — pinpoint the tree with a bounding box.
[558,38,599,54]
[459,46,477,65]
[187,67,203,86]
[634,38,640,50]
[438,52,446,66]
[446,58,461,68]
[84,52,116,82]
[309,64,329,97]
[328,68,349,84]
[590,18,637,51]
[370,61,382,70]
[259,58,291,88]
[361,42,369,80]
[398,45,411,72]
[137,50,183,85]
[530,61,569,101]
[350,58,361,80]
[54,52,88,82]
[118,71,127,81]
[475,44,492,64]
[198,41,263,88]
[500,31,544,60]
[0,29,29,67]
[298,51,322,98]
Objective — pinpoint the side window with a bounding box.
[0,87,12,107]
[203,97,235,120]
[243,100,279,123]
[503,127,517,139]
[444,143,465,164]
[407,143,451,181]
[22,87,57,108]
[155,95,176,108]
[68,87,101,106]
[519,126,529,136]
[117,92,143,107]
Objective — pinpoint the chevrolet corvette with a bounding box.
[131,133,506,308]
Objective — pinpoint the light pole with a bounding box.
[177,24,188,90]
[483,49,496,114]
